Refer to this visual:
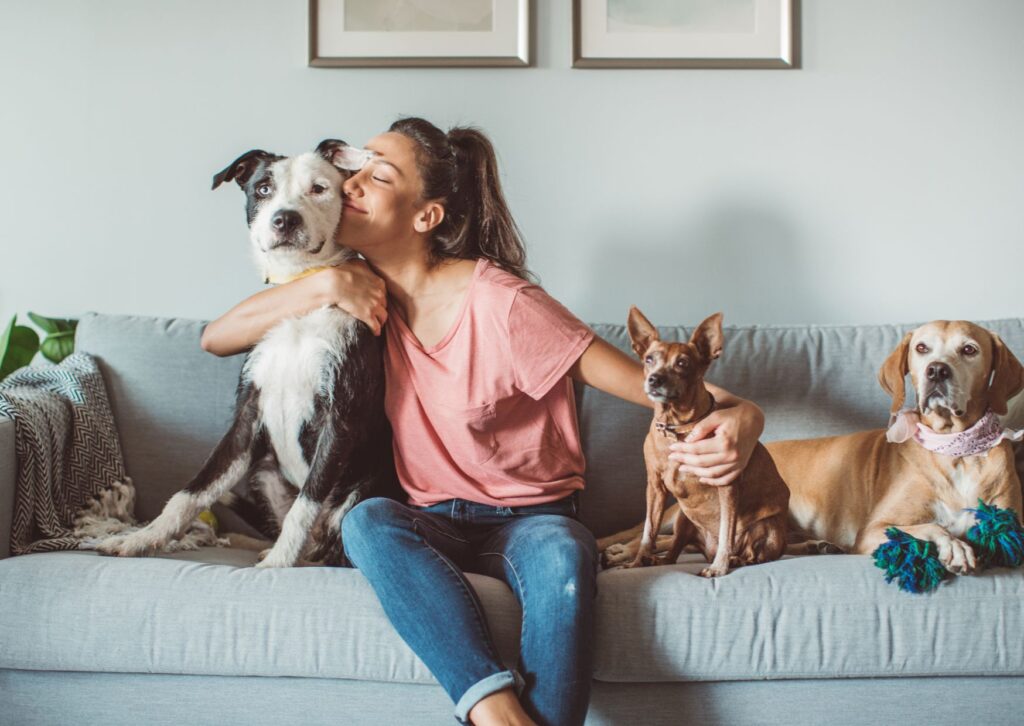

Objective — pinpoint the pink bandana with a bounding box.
[886,408,1024,457]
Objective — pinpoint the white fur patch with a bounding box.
[932,465,979,537]
[244,306,359,488]
[256,495,320,568]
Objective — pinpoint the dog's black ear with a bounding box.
[690,312,724,363]
[878,331,912,414]
[316,139,371,171]
[987,331,1024,416]
[211,150,280,190]
[627,306,659,359]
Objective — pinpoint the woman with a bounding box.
[201,117,764,726]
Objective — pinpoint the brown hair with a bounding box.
[388,117,532,281]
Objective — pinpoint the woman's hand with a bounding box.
[668,396,765,487]
[318,260,388,335]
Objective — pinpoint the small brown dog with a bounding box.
[616,307,790,577]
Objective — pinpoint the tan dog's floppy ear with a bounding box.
[878,332,912,414]
[987,331,1024,416]
[690,312,724,362]
[627,306,659,359]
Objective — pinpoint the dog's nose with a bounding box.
[647,373,664,388]
[271,210,302,234]
[926,362,952,382]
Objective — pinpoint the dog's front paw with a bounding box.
[624,552,660,569]
[937,536,977,575]
[601,543,637,569]
[95,531,156,558]
[254,548,294,569]
[699,564,730,578]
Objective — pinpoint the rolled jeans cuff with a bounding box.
[453,669,524,724]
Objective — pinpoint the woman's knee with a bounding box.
[341,497,407,556]
[519,518,598,600]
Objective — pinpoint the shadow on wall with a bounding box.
[581,199,834,327]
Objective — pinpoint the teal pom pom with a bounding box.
[872,527,950,594]
[966,500,1024,568]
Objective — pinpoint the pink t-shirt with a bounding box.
[384,258,596,507]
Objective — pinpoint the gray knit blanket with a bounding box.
[0,352,225,555]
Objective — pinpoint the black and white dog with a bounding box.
[97,140,398,568]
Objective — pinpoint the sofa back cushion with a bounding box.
[76,313,1024,535]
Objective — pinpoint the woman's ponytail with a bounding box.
[389,117,531,281]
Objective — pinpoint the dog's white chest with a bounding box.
[244,306,356,487]
[932,463,979,537]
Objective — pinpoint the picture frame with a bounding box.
[572,0,799,69]
[309,0,531,68]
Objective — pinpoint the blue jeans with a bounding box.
[341,492,598,726]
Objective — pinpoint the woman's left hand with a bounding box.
[667,399,765,486]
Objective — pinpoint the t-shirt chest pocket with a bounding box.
[430,400,498,464]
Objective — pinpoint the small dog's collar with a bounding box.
[654,394,717,440]
[264,265,333,286]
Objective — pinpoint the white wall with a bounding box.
[2,0,1022,331]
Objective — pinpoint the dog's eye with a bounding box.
[915,343,929,354]
[644,355,654,365]
[310,184,327,195]
[962,344,978,356]
[256,184,272,197]
[675,358,689,369]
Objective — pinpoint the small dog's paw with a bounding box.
[700,564,730,578]
[938,537,977,575]
[624,552,660,569]
[601,543,636,568]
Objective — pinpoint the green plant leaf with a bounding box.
[0,316,40,380]
[27,312,57,334]
[40,331,74,363]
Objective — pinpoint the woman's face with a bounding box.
[337,131,437,256]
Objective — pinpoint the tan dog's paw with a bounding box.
[936,536,977,575]
[624,552,661,569]
[601,543,637,569]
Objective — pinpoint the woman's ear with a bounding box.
[413,201,445,234]
[878,332,913,414]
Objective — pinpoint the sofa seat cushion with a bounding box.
[0,549,521,682]
[594,553,1024,682]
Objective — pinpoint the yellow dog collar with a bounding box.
[264,266,333,285]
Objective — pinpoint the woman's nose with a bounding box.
[342,173,361,197]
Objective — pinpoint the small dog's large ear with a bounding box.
[627,306,659,359]
[211,150,279,190]
[690,312,724,363]
[987,331,1024,416]
[878,331,912,413]
[316,139,374,171]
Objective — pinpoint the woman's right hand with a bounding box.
[318,259,388,336]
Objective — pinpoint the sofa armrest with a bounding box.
[0,415,15,559]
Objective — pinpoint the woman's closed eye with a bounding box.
[372,175,391,184]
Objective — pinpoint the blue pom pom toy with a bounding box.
[872,527,950,594]
[966,499,1024,568]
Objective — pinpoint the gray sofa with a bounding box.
[2,312,1024,725]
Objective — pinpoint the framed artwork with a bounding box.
[572,0,798,69]
[309,0,531,67]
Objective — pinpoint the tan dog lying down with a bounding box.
[601,320,1024,576]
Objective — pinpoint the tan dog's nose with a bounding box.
[926,362,951,382]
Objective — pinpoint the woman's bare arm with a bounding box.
[200,260,388,357]
[568,335,765,487]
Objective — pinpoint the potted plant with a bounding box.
[0,313,77,381]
